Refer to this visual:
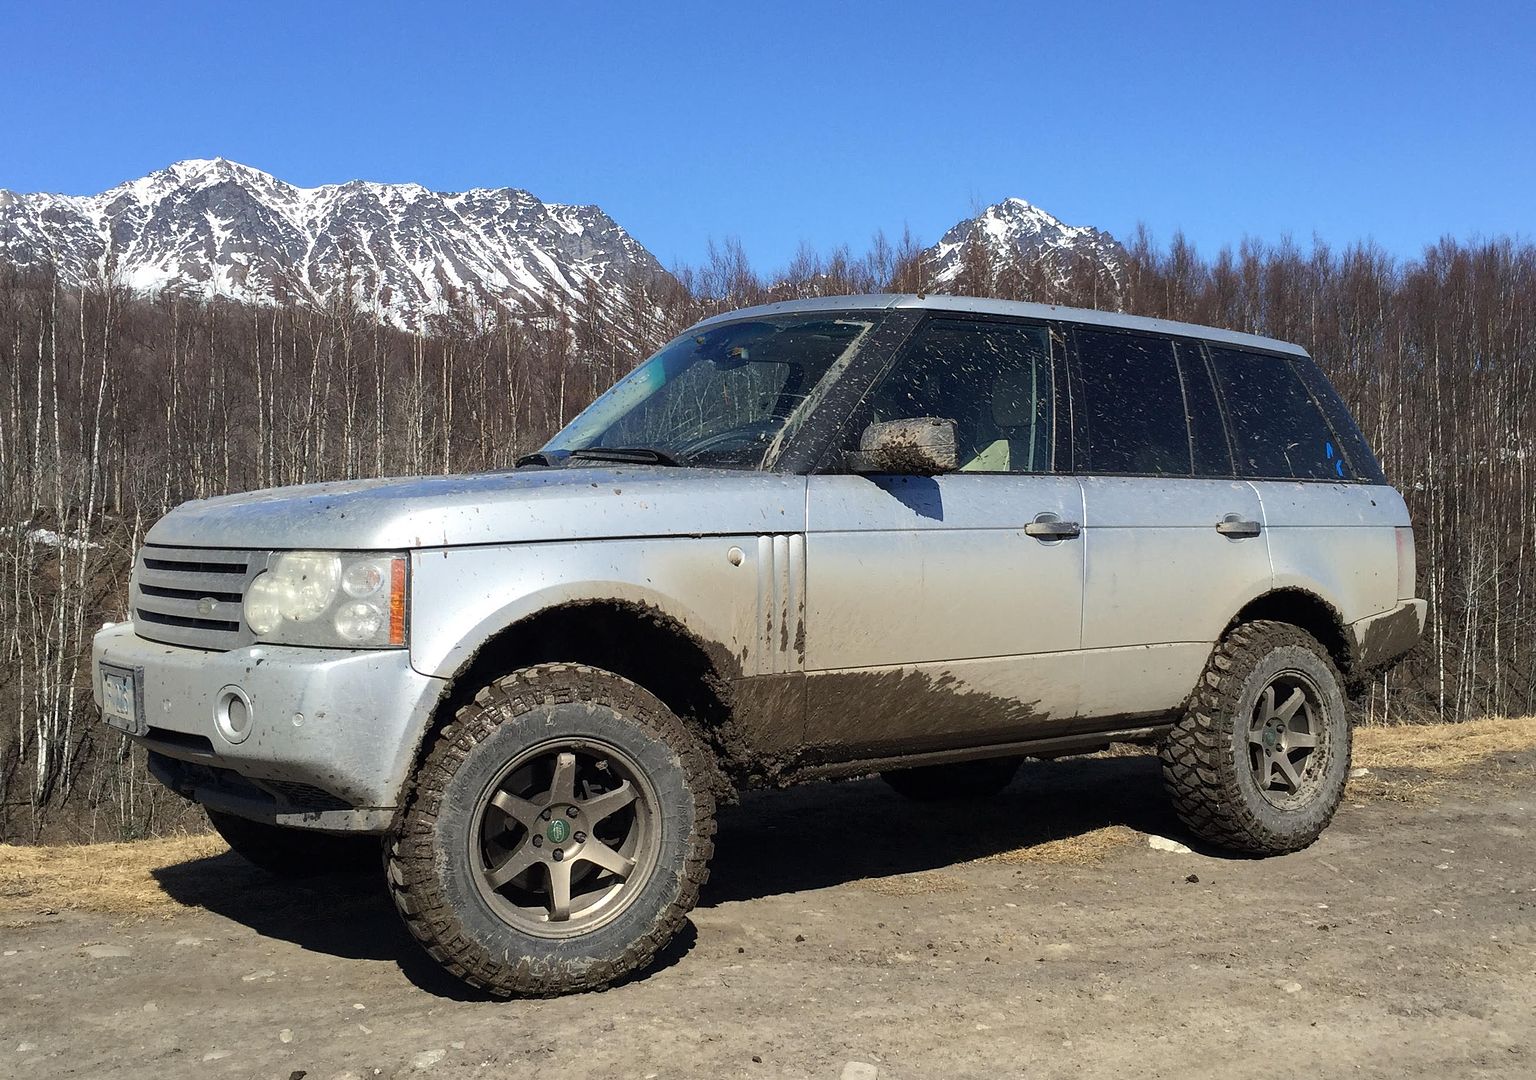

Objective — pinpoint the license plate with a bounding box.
[100,664,146,736]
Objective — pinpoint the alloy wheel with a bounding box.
[471,739,660,938]
[1246,671,1329,809]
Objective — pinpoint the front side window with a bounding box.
[854,318,1054,474]
[544,314,876,469]
[1210,347,1348,481]
[1074,329,1191,475]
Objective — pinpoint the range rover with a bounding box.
[94,294,1425,995]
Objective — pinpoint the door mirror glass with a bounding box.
[847,417,958,475]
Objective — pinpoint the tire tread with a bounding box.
[387,662,716,996]
[1159,621,1349,855]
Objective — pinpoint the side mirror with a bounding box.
[847,417,957,476]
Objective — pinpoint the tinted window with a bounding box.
[1210,347,1347,480]
[1075,330,1191,475]
[860,318,1053,473]
[1176,341,1233,477]
[601,355,794,452]
[548,314,873,469]
[1293,359,1387,483]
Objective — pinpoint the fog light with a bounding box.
[215,685,254,744]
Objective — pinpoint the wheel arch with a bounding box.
[1225,587,1358,689]
[409,594,742,803]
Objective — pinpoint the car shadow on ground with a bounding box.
[150,850,478,996]
[701,751,1192,906]
[151,751,1195,997]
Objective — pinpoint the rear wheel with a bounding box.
[1160,620,1350,855]
[206,809,379,877]
[881,757,1021,802]
[387,663,716,996]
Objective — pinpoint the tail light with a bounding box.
[1395,527,1417,599]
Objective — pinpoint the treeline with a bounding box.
[0,226,1531,840]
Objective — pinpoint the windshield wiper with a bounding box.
[568,447,685,467]
[514,450,567,468]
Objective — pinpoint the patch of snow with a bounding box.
[3,523,101,552]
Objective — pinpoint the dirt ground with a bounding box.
[2,720,1534,1080]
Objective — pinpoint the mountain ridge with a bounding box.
[0,161,1123,328]
[0,158,668,329]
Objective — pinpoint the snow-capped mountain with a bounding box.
[0,159,668,329]
[0,161,1125,326]
[925,197,1123,287]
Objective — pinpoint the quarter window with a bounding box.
[1293,358,1384,483]
[856,318,1055,474]
[1074,330,1191,475]
[1210,347,1348,480]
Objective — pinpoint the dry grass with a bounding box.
[1354,714,1536,770]
[860,871,971,896]
[1348,715,1536,803]
[859,825,1142,896]
[978,824,1142,867]
[0,833,226,916]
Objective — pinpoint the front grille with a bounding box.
[259,779,353,812]
[132,545,266,651]
[141,726,217,756]
[138,583,243,603]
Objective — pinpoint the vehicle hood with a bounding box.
[144,467,809,550]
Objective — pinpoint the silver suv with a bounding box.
[93,294,1425,996]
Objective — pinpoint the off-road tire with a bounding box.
[206,809,380,877]
[387,663,716,997]
[1160,620,1350,855]
[881,757,1022,802]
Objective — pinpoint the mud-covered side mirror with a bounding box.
[846,417,958,476]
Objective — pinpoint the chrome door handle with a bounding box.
[1216,516,1262,538]
[1025,518,1081,540]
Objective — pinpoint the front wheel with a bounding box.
[387,663,717,997]
[1160,620,1350,855]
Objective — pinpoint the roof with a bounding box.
[690,293,1309,357]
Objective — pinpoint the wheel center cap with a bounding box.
[546,818,571,844]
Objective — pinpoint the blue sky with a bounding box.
[3,1,1532,271]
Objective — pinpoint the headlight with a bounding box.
[244,551,407,648]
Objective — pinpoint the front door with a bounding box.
[800,315,1085,760]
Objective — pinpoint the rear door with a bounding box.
[801,315,1085,759]
[1071,329,1271,720]
[1209,347,1400,625]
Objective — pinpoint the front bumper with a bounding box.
[1350,598,1428,672]
[92,622,447,831]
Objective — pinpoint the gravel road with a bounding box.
[2,750,1533,1079]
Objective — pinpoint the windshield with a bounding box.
[541,313,877,469]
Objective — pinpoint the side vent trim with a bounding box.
[754,533,806,675]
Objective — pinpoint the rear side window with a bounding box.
[1293,358,1388,484]
[1073,330,1190,475]
[1209,347,1348,481]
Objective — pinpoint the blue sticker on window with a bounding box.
[1325,442,1335,459]
[1336,459,1345,477]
